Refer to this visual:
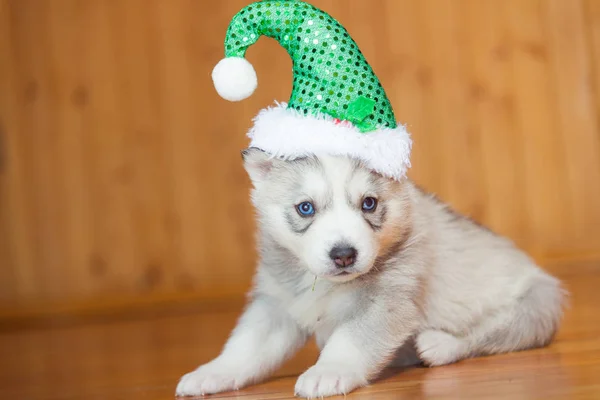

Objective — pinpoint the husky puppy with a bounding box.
[177,148,564,398]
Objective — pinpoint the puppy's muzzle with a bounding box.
[329,246,357,268]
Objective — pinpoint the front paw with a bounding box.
[294,364,367,398]
[176,362,246,396]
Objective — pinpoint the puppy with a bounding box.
[176,149,564,398]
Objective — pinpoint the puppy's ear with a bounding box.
[242,147,277,185]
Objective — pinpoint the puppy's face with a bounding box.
[243,148,411,282]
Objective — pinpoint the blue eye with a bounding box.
[297,201,315,216]
[362,197,378,212]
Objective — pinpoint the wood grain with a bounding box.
[1,0,600,311]
[505,0,571,257]
[0,264,598,399]
[545,0,600,256]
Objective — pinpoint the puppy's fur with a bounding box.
[177,149,564,398]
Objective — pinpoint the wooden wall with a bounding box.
[1,0,599,313]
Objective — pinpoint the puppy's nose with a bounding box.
[329,246,357,268]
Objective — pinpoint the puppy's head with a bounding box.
[243,148,412,282]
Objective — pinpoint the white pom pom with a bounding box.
[212,57,257,102]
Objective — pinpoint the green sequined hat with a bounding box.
[212,0,411,180]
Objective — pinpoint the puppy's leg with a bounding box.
[417,272,564,366]
[415,329,469,366]
[295,301,419,398]
[176,295,306,396]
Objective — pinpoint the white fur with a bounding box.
[256,157,379,282]
[248,103,412,180]
[212,57,257,101]
[177,298,305,396]
[176,153,565,398]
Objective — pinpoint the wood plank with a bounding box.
[504,0,575,258]
[406,0,445,196]
[545,0,600,254]
[418,0,487,222]
[586,0,600,120]
[42,0,95,297]
[2,0,50,299]
[78,0,139,295]
[152,0,221,292]
[19,0,70,299]
[0,264,598,399]
[0,0,17,301]
[458,0,528,243]
[104,0,175,293]
[381,0,427,189]
[0,0,599,307]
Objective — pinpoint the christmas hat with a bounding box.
[212,0,411,180]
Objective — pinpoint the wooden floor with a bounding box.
[1,263,599,400]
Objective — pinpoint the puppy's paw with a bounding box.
[294,363,367,398]
[417,329,466,366]
[176,362,246,396]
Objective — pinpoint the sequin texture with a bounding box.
[223,0,396,132]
